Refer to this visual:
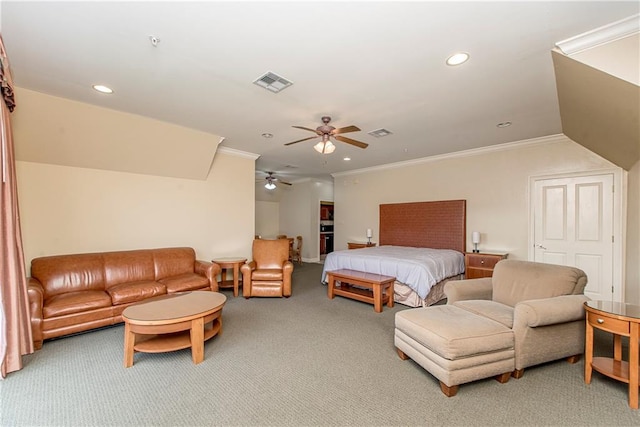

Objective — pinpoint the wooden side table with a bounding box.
[347,242,376,250]
[464,252,507,279]
[212,257,247,297]
[584,300,640,409]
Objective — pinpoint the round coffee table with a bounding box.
[122,291,226,367]
[213,257,247,297]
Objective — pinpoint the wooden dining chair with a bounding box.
[291,235,303,265]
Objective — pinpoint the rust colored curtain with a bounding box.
[0,34,33,378]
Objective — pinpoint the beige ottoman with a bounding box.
[395,305,515,396]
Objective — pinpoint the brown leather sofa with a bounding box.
[28,247,220,349]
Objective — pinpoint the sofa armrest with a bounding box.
[282,261,294,297]
[195,260,221,292]
[444,278,492,304]
[514,294,589,327]
[240,261,256,298]
[28,277,45,349]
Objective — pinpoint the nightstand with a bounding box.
[347,242,376,250]
[465,252,507,279]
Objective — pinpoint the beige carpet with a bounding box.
[2,262,638,426]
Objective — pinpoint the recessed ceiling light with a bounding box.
[92,84,113,94]
[261,133,274,138]
[343,157,351,161]
[446,52,470,66]
[496,121,512,128]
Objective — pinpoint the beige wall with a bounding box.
[627,160,640,304]
[333,135,638,302]
[278,179,333,262]
[17,151,255,267]
[12,90,257,267]
[255,201,279,238]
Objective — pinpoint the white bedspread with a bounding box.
[321,245,465,300]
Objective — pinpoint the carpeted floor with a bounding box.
[1,262,638,426]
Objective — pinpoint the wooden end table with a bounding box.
[213,257,247,297]
[122,291,226,367]
[327,269,395,313]
[584,300,640,409]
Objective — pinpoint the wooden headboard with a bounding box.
[379,200,466,253]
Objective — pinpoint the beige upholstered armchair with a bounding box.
[395,260,588,396]
[445,259,589,378]
[241,239,293,298]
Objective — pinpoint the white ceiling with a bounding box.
[2,1,638,182]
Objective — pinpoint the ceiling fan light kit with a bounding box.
[261,171,292,190]
[314,140,336,154]
[286,116,368,154]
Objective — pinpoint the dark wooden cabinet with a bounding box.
[465,252,507,279]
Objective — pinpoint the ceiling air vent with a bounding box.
[253,71,293,93]
[368,128,393,138]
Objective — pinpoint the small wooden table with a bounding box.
[122,291,226,367]
[347,242,376,250]
[584,300,640,409]
[213,257,247,297]
[327,269,395,313]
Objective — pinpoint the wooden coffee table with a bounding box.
[213,257,247,297]
[327,269,395,313]
[122,291,226,367]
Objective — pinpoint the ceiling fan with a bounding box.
[285,116,368,154]
[259,171,292,190]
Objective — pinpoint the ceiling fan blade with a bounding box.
[332,125,361,135]
[284,136,319,146]
[292,126,319,133]
[279,180,292,186]
[334,135,368,149]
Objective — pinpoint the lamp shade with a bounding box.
[366,228,373,238]
[472,231,480,244]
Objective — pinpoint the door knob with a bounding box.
[534,244,547,250]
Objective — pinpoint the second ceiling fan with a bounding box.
[285,116,368,154]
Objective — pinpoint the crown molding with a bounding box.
[216,144,260,160]
[332,134,569,178]
[555,14,639,56]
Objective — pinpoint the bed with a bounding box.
[321,199,467,307]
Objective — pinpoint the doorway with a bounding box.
[530,170,624,302]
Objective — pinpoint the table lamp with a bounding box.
[366,228,373,244]
[472,231,480,253]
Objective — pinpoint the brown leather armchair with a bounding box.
[241,239,294,298]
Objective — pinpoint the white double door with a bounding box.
[532,172,621,302]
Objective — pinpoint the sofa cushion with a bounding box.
[106,281,167,306]
[103,250,155,288]
[395,305,513,361]
[159,273,209,293]
[43,290,112,318]
[492,260,588,307]
[453,300,514,328]
[252,269,284,281]
[31,254,105,299]
[153,248,196,280]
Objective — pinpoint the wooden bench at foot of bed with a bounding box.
[327,269,396,313]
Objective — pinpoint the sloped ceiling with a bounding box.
[553,33,639,171]
[13,88,223,180]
